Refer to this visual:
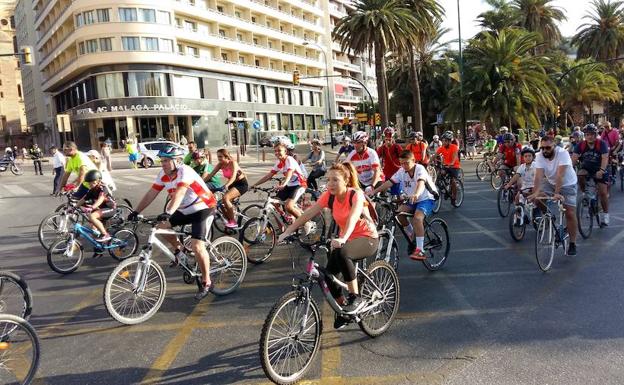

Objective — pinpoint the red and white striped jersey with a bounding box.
[346,148,381,186]
[151,164,217,214]
[271,156,307,187]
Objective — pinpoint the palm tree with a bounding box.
[571,0,624,61]
[476,0,519,35]
[512,0,567,50]
[333,0,420,128]
[558,60,621,124]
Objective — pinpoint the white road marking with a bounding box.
[2,185,31,196]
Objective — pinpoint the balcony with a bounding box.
[335,93,360,102]
[329,3,347,18]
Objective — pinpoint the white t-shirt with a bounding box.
[390,164,437,202]
[270,156,307,187]
[152,164,217,215]
[516,163,535,191]
[52,152,65,168]
[346,148,381,186]
[534,147,577,187]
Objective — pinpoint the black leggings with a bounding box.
[326,237,379,298]
[307,169,326,190]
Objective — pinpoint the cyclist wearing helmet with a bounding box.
[303,138,326,192]
[504,147,537,205]
[191,150,224,192]
[204,148,248,228]
[346,130,383,193]
[496,126,509,145]
[76,169,117,242]
[573,124,610,226]
[129,145,218,300]
[494,133,522,179]
[429,134,442,154]
[406,131,429,166]
[376,127,403,187]
[60,141,98,199]
[335,136,354,164]
[436,131,461,204]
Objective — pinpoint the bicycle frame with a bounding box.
[71,222,122,251]
[540,199,567,245]
[377,200,435,261]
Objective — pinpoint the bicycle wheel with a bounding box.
[240,218,276,264]
[9,163,23,176]
[208,237,247,296]
[358,260,400,338]
[451,179,464,207]
[490,171,503,190]
[497,188,512,217]
[422,218,450,271]
[475,162,488,181]
[432,193,442,214]
[0,272,32,324]
[108,228,139,261]
[535,215,555,272]
[47,237,84,274]
[0,314,40,385]
[103,256,167,325]
[458,168,465,180]
[38,212,77,250]
[259,291,322,385]
[241,204,264,220]
[576,197,593,239]
[375,202,394,230]
[107,204,133,229]
[508,207,526,242]
[375,233,398,270]
[427,165,437,183]
[298,213,325,246]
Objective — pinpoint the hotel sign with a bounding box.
[76,104,190,115]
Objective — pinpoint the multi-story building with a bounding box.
[0,0,28,148]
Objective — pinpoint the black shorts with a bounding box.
[579,169,609,184]
[169,207,216,241]
[444,167,460,179]
[276,185,304,202]
[230,178,249,195]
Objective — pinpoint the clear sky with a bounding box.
[439,0,592,44]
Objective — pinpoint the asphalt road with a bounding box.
[1,159,624,385]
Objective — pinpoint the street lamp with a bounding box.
[303,40,334,148]
[456,0,468,152]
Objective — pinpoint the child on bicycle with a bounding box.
[75,169,117,242]
[277,162,379,329]
[369,150,438,261]
[504,147,536,205]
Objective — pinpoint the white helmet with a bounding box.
[352,131,369,143]
[433,135,439,140]
[500,126,509,133]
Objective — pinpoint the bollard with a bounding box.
[262,147,266,162]
[237,148,240,163]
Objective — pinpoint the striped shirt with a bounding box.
[346,148,381,186]
[151,164,217,215]
[270,156,307,187]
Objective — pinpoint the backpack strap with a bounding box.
[328,193,335,210]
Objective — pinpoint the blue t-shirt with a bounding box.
[338,144,354,155]
[574,139,609,174]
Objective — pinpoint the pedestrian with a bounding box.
[50,146,65,196]
[29,143,44,175]
[125,138,139,169]
[100,140,112,172]
[466,129,477,160]
[87,150,116,192]
[21,147,27,162]
[180,135,188,146]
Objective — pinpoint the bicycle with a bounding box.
[535,198,570,272]
[0,314,40,385]
[374,195,450,271]
[577,177,603,239]
[432,166,464,213]
[103,216,247,325]
[239,186,326,264]
[490,166,514,190]
[259,236,400,385]
[497,184,517,217]
[46,214,139,274]
[0,272,32,329]
[508,192,540,241]
[475,153,494,181]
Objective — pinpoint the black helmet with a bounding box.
[441,131,454,140]
[85,169,102,183]
[583,123,598,134]
[521,147,535,156]
[503,133,515,142]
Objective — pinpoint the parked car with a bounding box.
[137,141,188,168]
[323,130,347,145]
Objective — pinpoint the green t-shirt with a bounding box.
[484,139,497,152]
[193,162,223,187]
[65,152,97,187]
[183,153,193,166]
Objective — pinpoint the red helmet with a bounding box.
[383,127,395,138]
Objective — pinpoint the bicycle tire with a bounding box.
[508,207,526,242]
[208,237,247,296]
[535,215,555,272]
[375,202,394,230]
[490,171,503,190]
[427,165,437,183]
[475,161,488,181]
[9,163,23,176]
[259,291,322,385]
[47,237,84,275]
[576,198,593,239]
[38,211,77,250]
[432,193,442,214]
[0,272,33,323]
[0,314,40,385]
[103,256,167,325]
[451,179,464,207]
[108,204,133,230]
[240,218,276,264]
[375,232,399,271]
[422,218,450,271]
[297,212,326,246]
[358,260,400,338]
[108,228,139,261]
[241,204,264,220]
[497,188,512,217]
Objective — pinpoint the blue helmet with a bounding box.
[157,145,185,159]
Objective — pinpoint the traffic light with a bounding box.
[292,70,300,86]
[556,105,561,117]
[20,47,32,65]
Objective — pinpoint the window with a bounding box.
[177,44,184,54]
[217,80,232,100]
[119,8,137,22]
[83,10,95,24]
[85,39,98,53]
[121,37,140,50]
[233,82,249,101]
[0,92,4,98]
[160,39,174,52]
[279,88,290,105]
[253,38,258,45]
[97,9,110,22]
[221,53,228,61]
[255,59,260,67]
[75,13,84,27]
[139,9,156,22]
[235,11,241,18]
[291,89,300,105]
[238,56,245,64]
[302,90,311,106]
[78,41,85,55]
[173,75,201,98]
[268,113,278,130]
[184,20,196,31]
[265,86,276,103]
[126,72,168,96]
[95,73,124,98]
[251,16,256,22]
[251,84,262,102]
[237,33,243,41]
[187,46,199,56]
[313,92,321,107]
[99,38,112,51]
[157,10,170,24]
[218,29,226,37]
[268,42,272,49]
[17,84,22,98]
[217,6,224,13]
[142,37,159,51]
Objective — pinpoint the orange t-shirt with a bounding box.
[436,144,460,169]
[406,142,429,164]
[318,189,377,241]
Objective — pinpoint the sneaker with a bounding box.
[95,234,111,243]
[409,248,426,261]
[333,314,350,330]
[225,220,238,229]
[303,221,315,236]
[194,282,212,300]
[603,213,610,226]
[343,294,364,314]
[567,242,577,256]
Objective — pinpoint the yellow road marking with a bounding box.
[320,302,341,380]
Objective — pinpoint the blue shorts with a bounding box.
[390,182,402,196]
[406,199,435,216]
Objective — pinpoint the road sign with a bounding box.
[252,120,262,130]
[356,113,368,122]
[237,122,245,129]
[374,113,381,125]
[322,119,330,125]
[436,113,443,124]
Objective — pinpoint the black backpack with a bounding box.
[328,190,378,228]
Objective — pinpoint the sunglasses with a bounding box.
[540,146,553,151]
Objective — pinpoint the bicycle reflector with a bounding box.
[119,270,130,279]
[0,342,10,350]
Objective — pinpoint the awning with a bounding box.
[339,105,356,111]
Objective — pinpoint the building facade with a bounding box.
[0,0,28,149]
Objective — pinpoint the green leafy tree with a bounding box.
[512,0,567,50]
[572,0,624,61]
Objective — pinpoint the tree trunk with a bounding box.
[409,46,423,133]
[374,41,390,129]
